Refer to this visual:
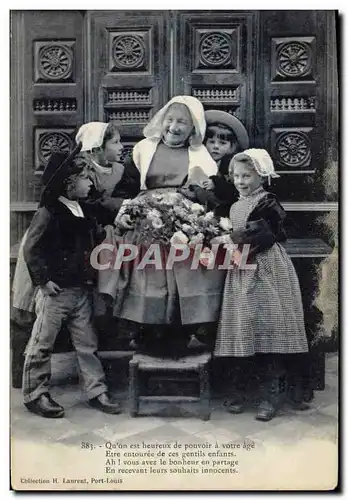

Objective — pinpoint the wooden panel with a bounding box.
[10,10,84,245]
[173,11,257,141]
[86,11,170,150]
[256,11,337,202]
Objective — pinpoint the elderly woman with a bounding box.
[98,96,226,357]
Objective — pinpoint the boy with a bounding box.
[22,143,121,418]
[181,110,249,217]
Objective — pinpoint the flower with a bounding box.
[147,208,162,220]
[191,203,205,214]
[219,217,233,231]
[161,192,180,206]
[181,223,195,236]
[204,211,215,222]
[152,218,164,229]
[114,189,234,247]
[211,234,233,245]
[151,193,163,202]
[170,231,189,246]
[173,206,188,218]
[189,233,204,245]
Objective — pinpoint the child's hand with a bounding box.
[179,187,197,201]
[118,214,135,230]
[211,234,232,245]
[232,249,243,267]
[201,179,214,190]
[41,281,62,297]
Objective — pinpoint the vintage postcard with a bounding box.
[10,9,339,491]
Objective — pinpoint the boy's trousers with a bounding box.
[22,287,107,403]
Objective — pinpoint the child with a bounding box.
[205,110,249,175]
[214,148,309,421]
[75,121,140,225]
[22,144,121,418]
[182,110,250,217]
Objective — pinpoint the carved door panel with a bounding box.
[255,10,333,203]
[172,11,258,142]
[10,10,84,245]
[86,11,171,161]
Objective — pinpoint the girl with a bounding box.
[98,96,224,357]
[75,121,140,225]
[214,148,309,421]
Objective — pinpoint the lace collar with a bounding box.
[238,185,265,200]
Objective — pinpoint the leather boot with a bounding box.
[89,393,121,414]
[24,393,65,418]
[255,400,276,422]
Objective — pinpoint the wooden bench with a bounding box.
[281,238,332,258]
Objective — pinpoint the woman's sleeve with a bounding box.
[231,196,287,257]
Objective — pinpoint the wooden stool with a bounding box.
[129,353,211,420]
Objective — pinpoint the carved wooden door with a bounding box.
[172,11,257,143]
[11,10,337,246]
[86,10,171,162]
[86,10,258,161]
[10,10,85,246]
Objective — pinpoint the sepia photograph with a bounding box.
[9,8,339,491]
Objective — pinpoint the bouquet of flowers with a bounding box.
[114,190,232,247]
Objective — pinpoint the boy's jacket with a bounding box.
[24,199,105,288]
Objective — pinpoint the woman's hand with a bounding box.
[41,281,62,297]
[118,214,135,230]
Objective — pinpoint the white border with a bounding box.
[2,4,344,498]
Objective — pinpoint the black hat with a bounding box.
[204,110,250,150]
[40,142,83,203]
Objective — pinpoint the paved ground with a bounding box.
[10,353,338,491]
[11,353,338,444]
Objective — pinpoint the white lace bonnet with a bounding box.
[75,122,109,151]
[231,148,280,184]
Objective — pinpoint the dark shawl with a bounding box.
[230,193,287,260]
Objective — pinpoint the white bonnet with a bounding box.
[143,95,206,147]
[75,122,109,152]
[231,148,280,183]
